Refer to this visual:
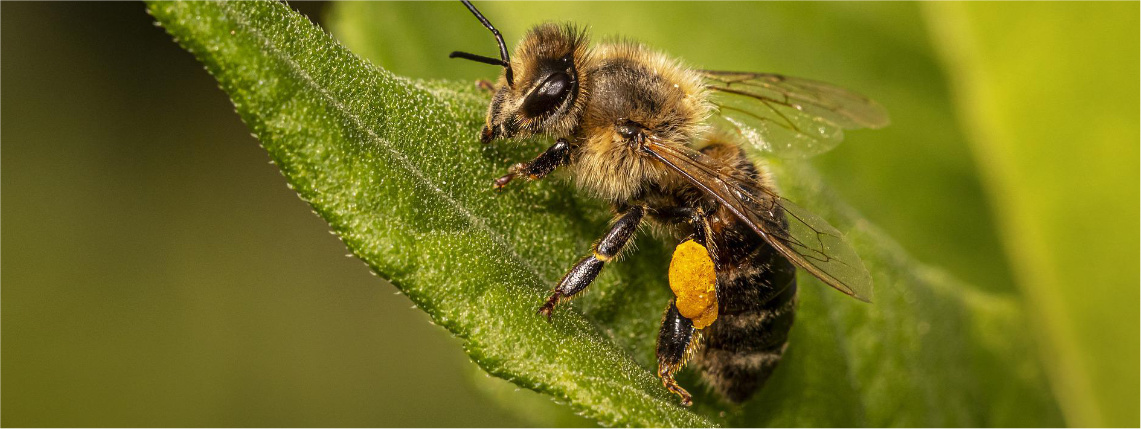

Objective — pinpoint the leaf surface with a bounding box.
[925,3,1140,426]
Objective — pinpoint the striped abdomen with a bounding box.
[696,205,798,403]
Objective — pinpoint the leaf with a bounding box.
[925,3,1140,426]
[147,1,710,426]
[149,1,1063,426]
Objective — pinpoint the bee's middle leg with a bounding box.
[538,206,644,319]
[494,138,571,190]
[657,299,698,406]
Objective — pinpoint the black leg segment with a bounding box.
[552,256,604,299]
[538,206,645,320]
[596,206,644,258]
[494,138,572,189]
[657,299,697,406]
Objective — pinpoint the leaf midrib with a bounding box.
[215,2,549,285]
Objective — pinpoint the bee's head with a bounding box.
[481,24,588,142]
[450,2,588,142]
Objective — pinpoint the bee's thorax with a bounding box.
[566,40,711,203]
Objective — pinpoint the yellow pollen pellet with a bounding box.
[668,239,718,329]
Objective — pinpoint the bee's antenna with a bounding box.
[449,0,514,87]
[449,51,506,67]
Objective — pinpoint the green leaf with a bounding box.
[925,3,1140,426]
[149,1,1064,426]
[147,1,709,426]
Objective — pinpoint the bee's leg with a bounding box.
[494,138,571,189]
[476,79,496,92]
[538,206,644,319]
[657,299,698,407]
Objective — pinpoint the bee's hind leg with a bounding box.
[657,299,698,407]
[495,138,571,189]
[538,206,644,320]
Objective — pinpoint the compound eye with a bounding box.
[521,72,572,118]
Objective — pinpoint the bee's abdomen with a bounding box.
[697,221,798,403]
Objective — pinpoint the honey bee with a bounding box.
[450,1,888,406]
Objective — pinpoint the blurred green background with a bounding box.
[2,1,1136,427]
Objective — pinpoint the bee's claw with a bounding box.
[537,306,553,322]
[493,172,516,190]
[537,294,559,322]
[495,161,531,190]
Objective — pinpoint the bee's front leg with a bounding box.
[657,299,698,407]
[538,206,644,319]
[475,79,496,92]
[494,138,571,190]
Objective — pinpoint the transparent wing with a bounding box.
[700,70,890,159]
[642,138,873,301]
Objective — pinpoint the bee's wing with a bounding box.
[643,138,873,301]
[700,70,889,159]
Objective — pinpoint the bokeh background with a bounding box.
[2,2,1136,427]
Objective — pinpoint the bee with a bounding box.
[449,1,888,406]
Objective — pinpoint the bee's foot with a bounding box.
[476,79,495,92]
[493,173,516,190]
[537,295,559,322]
[661,374,694,407]
[495,162,530,190]
[536,306,553,322]
[678,394,693,407]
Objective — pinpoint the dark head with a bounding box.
[450,2,589,142]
